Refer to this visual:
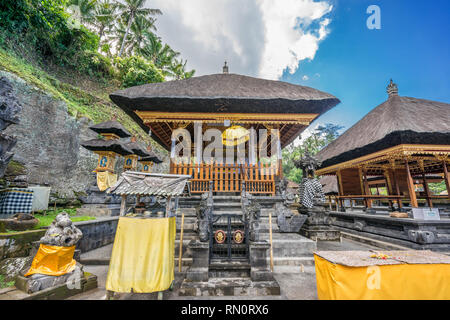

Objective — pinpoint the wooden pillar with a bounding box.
[422,174,432,208]
[166,196,172,217]
[384,169,394,209]
[443,160,450,200]
[358,167,364,195]
[363,169,372,208]
[391,168,402,209]
[405,160,418,208]
[336,170,343,196]
[120,194,127,216]
[336,171,344,210]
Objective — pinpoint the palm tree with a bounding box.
[127,15,157,54]
[138,32,179,71]
[92,0,118,44]
[116,0,162,57]
[67,0,98,24]
[169,59,195,80]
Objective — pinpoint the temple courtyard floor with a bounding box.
[69,238,392,300]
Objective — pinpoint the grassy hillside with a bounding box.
[0,46,167,156]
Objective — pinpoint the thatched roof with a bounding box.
[139,153,163,164]
[319,175,338,195]
[89,120,131,138]
[109,73,340,150]
[81,139,133,156]
[317,88,450,169]
[108,171,190,196]
[110,73,340,114]
[125,141,151,157]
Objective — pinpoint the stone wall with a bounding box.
[0,230,46,261]
[73,217,119,253]
[1,71,98,198]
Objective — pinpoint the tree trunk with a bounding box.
[119,11,134,57]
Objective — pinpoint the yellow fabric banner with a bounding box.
[24,244,76,277]
[97,171,118,191]
[106,217,176,293]
[314,255,450,300]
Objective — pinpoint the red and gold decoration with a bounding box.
[232,230,244,244]
[214,230,226,244]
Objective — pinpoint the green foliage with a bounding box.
[429,181,447,195]
[115,55,164,87]
[33,208,95,229]
[283,123,344,183]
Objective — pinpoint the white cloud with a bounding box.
[302,75,309,81]
[149,0,333,79]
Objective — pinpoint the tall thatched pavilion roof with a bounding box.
[317,80,450,169]
[110,73,340,114]
[109,71,340,150]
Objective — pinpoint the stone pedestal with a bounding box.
[185,240,209,282]
[299,204,340,241]
[249,241,274,282]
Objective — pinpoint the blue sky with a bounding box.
[281,0,450,133]
[152,0,449,138]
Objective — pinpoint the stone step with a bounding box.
[208,262,251,278]
[178,278,280,296]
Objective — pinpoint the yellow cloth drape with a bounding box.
[106,217,176,293]
[24,244,76,277]
[222,125,249,146]
[314,255,450,300]
[97,171,117,191]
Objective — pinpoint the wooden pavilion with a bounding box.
[110,64,340,195]
[316,80,450,209]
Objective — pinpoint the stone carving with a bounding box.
[275,177,295,202]
[276,202,307,233]
[196,181,213,242]
[0,77,22,177]
[242,181,261,242]
[39,212,83,247]
[408,230,436,244]
[294,152,325,208]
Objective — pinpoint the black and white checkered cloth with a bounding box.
[0,188,34,217]
[299,178,325,209]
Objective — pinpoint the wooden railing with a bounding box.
[171,163,277,195]
[334,194,449,210]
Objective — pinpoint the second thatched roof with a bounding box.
[317,82,450,169]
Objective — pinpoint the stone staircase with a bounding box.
[174,195,317,269]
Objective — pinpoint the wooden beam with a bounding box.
[405,160,418,208]
[422,174,433,208]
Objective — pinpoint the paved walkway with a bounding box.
[69,238,380,300]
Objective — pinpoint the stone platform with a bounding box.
[327,211,450,251]
[1,272,97,300]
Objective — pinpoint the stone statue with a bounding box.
[294,152,325,208]
[241,181,261,242]
[23,212,84,293]
[196,181,213,242]
[40,212,83,247]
